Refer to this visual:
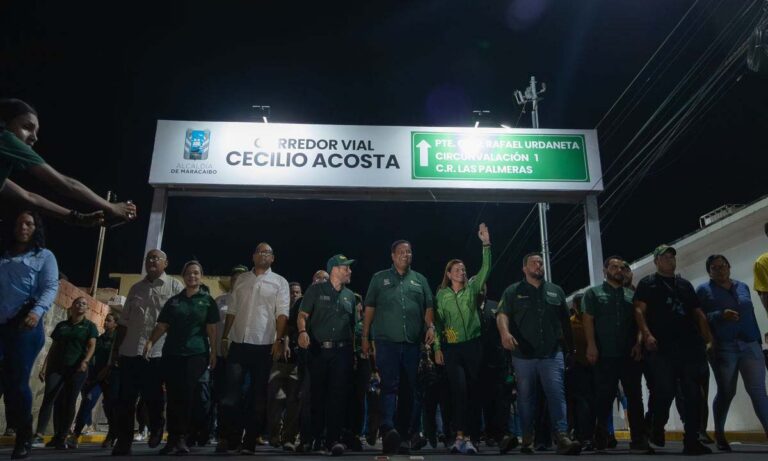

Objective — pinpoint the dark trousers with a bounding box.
[266,361,300,445]
[349,355,368,436]
[423,372,451,440]
[163,354,209,437]
[0,321,45,443]
[37,368,88,439]
[308,344,353,447]
[674,359,710,434]
[443,338,482,436]
[115,356,166,445]
[220,342,272,447]
[210,356,227,438]
[297,348,313,444]
[566,362,595,442]
[647,349,708,442]
[594,357,646,443]
[479,364,511,442]
[376,341,420,437]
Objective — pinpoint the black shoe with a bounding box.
[630,440,656,454]
[397,440,411,455]
[581,441,594,452]
[499,435,514,455]
[698,431,714,445]
[683,439,713,455]
[175,437,191,455]
[410,433,426,451]
[148,430,163,449]
[111,442,132,456]
[439,433,449,448]
[486,437,498,448]
[555,433,582,456]
[330,442,346,456]
[427,433,437,448]
[54,438,68,450]
[11,440,31,460]
[382,429,400,455]
[521,435,534,454]
[650,428,665,448]
[606,436,618,449]
[715,434,731,452]
[214,439,230,453]
[346,436,362,452]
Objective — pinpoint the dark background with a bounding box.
[1,0,766,299]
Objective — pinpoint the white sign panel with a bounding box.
[149,120,603,194]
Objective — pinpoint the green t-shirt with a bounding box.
[0,129,45,188]
[300,281,355,342]
[583,282,637,358]
[498,280,570,359]
[364,266,433,343]
[93,329,115,369]
[157,290,220,356]
[49,318,99,371]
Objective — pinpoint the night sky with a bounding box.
[2,0,766,299]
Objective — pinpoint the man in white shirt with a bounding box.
[217,243,290,454]
[110,249,184,455]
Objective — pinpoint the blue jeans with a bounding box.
[375,341,420,436]
[0,320,45,439]
[511,351,568,437]
[710,340,768,434]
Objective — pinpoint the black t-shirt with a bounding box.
[634,273,703,352]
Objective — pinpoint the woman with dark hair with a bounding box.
[433,224,491,454]
[0,210,59,459]
[0,98,136,226]
[144,261,219,455]
[71,312,120,448]
[696,254,768,450]
[35,297,98,450]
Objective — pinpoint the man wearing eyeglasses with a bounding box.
[217,243,290,454]
[111,249,184,455]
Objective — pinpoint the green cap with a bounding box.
[231,264,249,275]
[653,244,677,258]
[326,254,355,273]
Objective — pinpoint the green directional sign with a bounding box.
[411,132,589,182]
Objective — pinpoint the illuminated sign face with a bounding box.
[151,121,603,196]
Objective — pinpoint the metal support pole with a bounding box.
[525,76,552,281]
[583,194,605,286]
[143,187,168,273]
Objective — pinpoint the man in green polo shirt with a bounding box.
[496,252,580,455]
[297,254,356,456]
[583,255,651,453]
[361,240,434,455]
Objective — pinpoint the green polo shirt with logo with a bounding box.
[0,129,45,189]
[157,290,220,356]
[49,319,99,371]
[300,281,355,342]
[583,282,637,358]
[365,266,433,343]
[498,279,571,359]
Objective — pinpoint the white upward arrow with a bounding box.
[417,140,431,167]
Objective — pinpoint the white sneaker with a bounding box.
[464,440,478,454]
[450,439,463,453]
[133,428,148,442]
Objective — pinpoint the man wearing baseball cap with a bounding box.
[633,245,713,455]
[297,255,356,456]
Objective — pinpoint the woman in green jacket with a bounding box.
[434,223,491,454]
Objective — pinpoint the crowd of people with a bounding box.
[2,98,768,460]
